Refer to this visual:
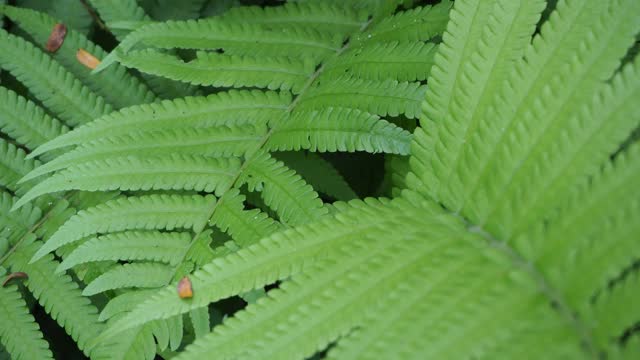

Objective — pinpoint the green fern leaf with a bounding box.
[355,2,452,44]
[57,231,191,272]
[0,139,38,194]
[274,151,357,201]
[0,86,68,154]
[189,306,210,338]
[28,90,290,157]
[92,323,157,360]
[213,189,282,248]
[0,5,157,109]
[0,191,41,244]
[0,278,53,360]
[96,19,343,72]
[14,154,240,208]
[6,241,105,356]
[505,53,640,240]
[241,151,327,225]
[116,50,315,93]
[610,335,640,360]
[409,0,504,200]
[472,0,640,240]
[220,2,366,34]
[86,0,198,99]
[21,124,265,182]
[29,194,214,262]
[89,196,449,342]
[171,200,508,359]
[15,0,93,34]
[82,262,174,296]
[86,0,151,40]
[297,77,426,119]
[184,230,216,267]
[323,41,438,82]
[0,29,112,127]
[590,272,640,348]
[542,144,640,306]
[419,0,546,209]
[99,289,158,322]
[266,107,412,154]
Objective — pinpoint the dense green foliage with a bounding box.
[0,0,638,359]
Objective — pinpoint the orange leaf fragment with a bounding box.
[177,276,193,298]
[76,48,101,69]
[46,23,67,52]
[2,272,29,287]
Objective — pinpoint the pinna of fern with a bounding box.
[2,0,448,359]
[17,0,636,359]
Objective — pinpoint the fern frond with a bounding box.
[564,199,639,308]
[610,335,640,360]
[0,191,41,244]
[476,0,640,239]
[184,230,216,267]
[355,2,452,43]
[86,0,198,99]
[0,139,38,193]
[508,54,640,240]
[15,154,238,208]
[189,306,210,338]
[590,272,640,348]
[0,86,68,153]
[100,289,158,321]
[30,194,214,262]
[267,107,412,154]
[82,262,174,296]
[58,231,191,272]
[90,196,450,342]
[6,241,105,356]
[409,0,505,199]
[173,210,485,359]
[220,2,366,34]
[542,144,640,303]
[298,77,426,119]
[274,151,357,201]
[92,324,157,360]
[241,151,327,225]
[0,5,157,109]
[22,124,265,182]
[16,0,93,34]
[0,279,52,360]
[97,20,343,72]
[116,50,315,93]
[213,189,282,248]
[28,90,290,157]
[323,41,438,82]
[0,29,111,126]
[419,0,546,209]
[86,0,151,40]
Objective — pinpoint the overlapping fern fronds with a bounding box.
[2,0,639,359]
[1,0,445,358]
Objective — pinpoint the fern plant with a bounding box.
[1,0,639,359]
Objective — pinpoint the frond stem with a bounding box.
[169,16,374,280]
[465,222,598,358]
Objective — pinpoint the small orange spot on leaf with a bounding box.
[76,48,100,69]
[46,23,67,52]
[177,276,193,298]
[2,272,28,287]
